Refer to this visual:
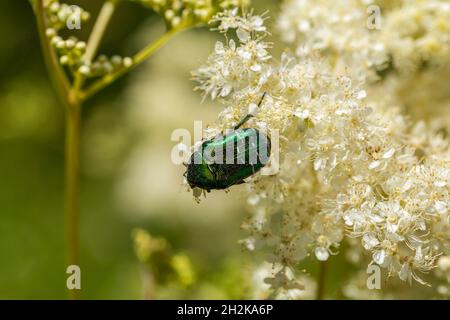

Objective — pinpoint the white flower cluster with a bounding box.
[44,0,90,31]
[277,0,386,78]
[77,55,133,78]
[133,0,250,29]
[194,8,271,101]
[43,0,133,78]
[278,0,450,126]
[44,0,89,70]
[278,0,450,75]
[192,9,450,293]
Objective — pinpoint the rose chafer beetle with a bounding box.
[185,93,271,192]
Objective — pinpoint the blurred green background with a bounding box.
[0,0,287,299]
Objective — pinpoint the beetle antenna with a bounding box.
[258,92,267,107]
[234,92,267,130]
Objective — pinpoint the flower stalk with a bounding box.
[65,99,81,300]
[33,0,191,299]
[35,0,71,107]
[84,0,117,63]
[315,261,327,300]
[81,25,187,101]
[35,0,86,299]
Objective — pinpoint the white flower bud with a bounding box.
[356,90,367,100]
[123,57,133,68]
[373,250,386,265]
[75,41,86,51]
[78,65,91,75]
[65,39,75,49]
[248,103,259,116]
[297,20,311,32]
[102,62,114,73]
[315,247,329,261]
[171,16,182,28]
[45,28,56,38]
[182,9,191,19]
[438,256,450,272]
[164,9,175,21]
[59,55,69,65]
[368,160,380,170]
[55,40,65,49]
[49,2,60,13]
[237,28,250,42]
[111,55,122,65]
[81,11,90,22]
[382,148,395,159]
[51,36,62,45]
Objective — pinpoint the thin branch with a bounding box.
[73,0,117,94]
[35,0,82,300]
[84,0,117,63]
[35,0,72,107]
[316,261,328,300]
[80,25,188,101]
[65,103,81,300]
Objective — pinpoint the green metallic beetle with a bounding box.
[185,93,271,192]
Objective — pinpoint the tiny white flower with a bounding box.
[414,246,423,261]
[398,263,411,282]
[123,57,133,68]
[248,103,259,116]
[373,250,386,265]
[434,201,447,214]
[250,64,262,72]
[297,20,311,32]
[368,160,380,170]
[293,109,310,119]
[382,148,395,159]
[237,28,250,42]
[356,90,367,100]
[78,65,90,75]
[434,181,447,187]
[315,247,329,261]
[363,233,379,250]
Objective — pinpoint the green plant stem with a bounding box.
[316,261,327,300]
[35,0,185,300]
[84,0,117,63]
[73,0,117,93]
[80,25,187,101]
[65,98,81,300]
[35,0,81,299]
[35,0,71,107]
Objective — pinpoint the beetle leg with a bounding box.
[233,92,267,130]
[207,164,221,190]
[234,114,254,130]
[258,92,267,107]
[192,187,202,203]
